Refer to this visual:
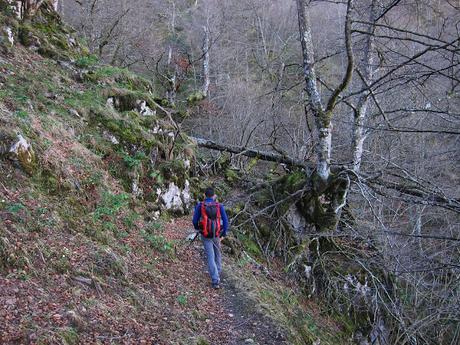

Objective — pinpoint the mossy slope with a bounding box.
[0,4,200,343]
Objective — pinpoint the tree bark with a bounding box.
[192,137,308,168]
[7,0,58,19]
[296,0,354,182]
[23,0,45,17]
[351,0,378,173]
[166,1,177,106]
[296,0,330,181]
[202,24,210,97]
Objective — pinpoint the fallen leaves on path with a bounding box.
[1,203,299,345]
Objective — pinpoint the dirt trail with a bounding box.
[165,217,289,345]
[0,214,288,345]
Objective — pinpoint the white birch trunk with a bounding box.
[24,0,45,17]
[296,0,330,181]
[5,0,59,19]
[317,126,332,181]
[166,1,177,106]
[166,74,176,106]
[351,112,366,173]
[167,46,172,65]
[202,25,210,97]
[256,13,268,65]
[411,205,425,253]
[351,0,378,173]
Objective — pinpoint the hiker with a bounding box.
[192,187,229,289]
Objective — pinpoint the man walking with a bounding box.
[192,187,229,289]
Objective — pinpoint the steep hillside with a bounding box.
[0,3,353,345]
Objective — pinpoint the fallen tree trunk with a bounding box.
[192,137,308,169]
[192,136,460,213]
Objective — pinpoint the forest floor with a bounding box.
[0,214,291,345]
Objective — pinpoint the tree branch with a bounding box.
[191,137,308,168]
[325,0,354,113]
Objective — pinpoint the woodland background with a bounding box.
[0,0,458,344]
[59,0,460,343]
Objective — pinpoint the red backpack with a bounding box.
[199,201,221,238]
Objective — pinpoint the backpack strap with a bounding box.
[215,202,221,237]
[200,202,209,237]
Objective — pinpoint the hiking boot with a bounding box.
[212,282,220,289]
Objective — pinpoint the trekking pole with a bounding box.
[177,231,199,256]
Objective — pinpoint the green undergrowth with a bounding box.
[141,222,175,255]
[74,54,99,68]
[84,65,154,93]
[226,258,352,345]
[0,33,184,276]
[57,327,79,345]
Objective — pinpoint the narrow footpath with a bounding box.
[163,217,289,345]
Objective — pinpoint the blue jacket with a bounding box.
[192,198,229,237]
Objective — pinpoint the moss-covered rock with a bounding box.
[0,20,16,53]
[83,66,154,93]
[104,87,141,112]
[158,159,188,188]
[0,130,15,156]
[102,88,164,120]
[225,168,239,183]
[3,133,37,174]
[187,91,206,105]
[18,22,39,47]
[90,107,158,149]
[15,4,84,61]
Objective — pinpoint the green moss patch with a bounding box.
[90,106,157,148]
[84,66,154,93]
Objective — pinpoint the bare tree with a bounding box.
[296,0,354,183]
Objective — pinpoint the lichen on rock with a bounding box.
[4,26,13,45]
[136,100,155,116]
[159,180,192,214]
[161,182,183,212]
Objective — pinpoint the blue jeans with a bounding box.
[201,236,221,284]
